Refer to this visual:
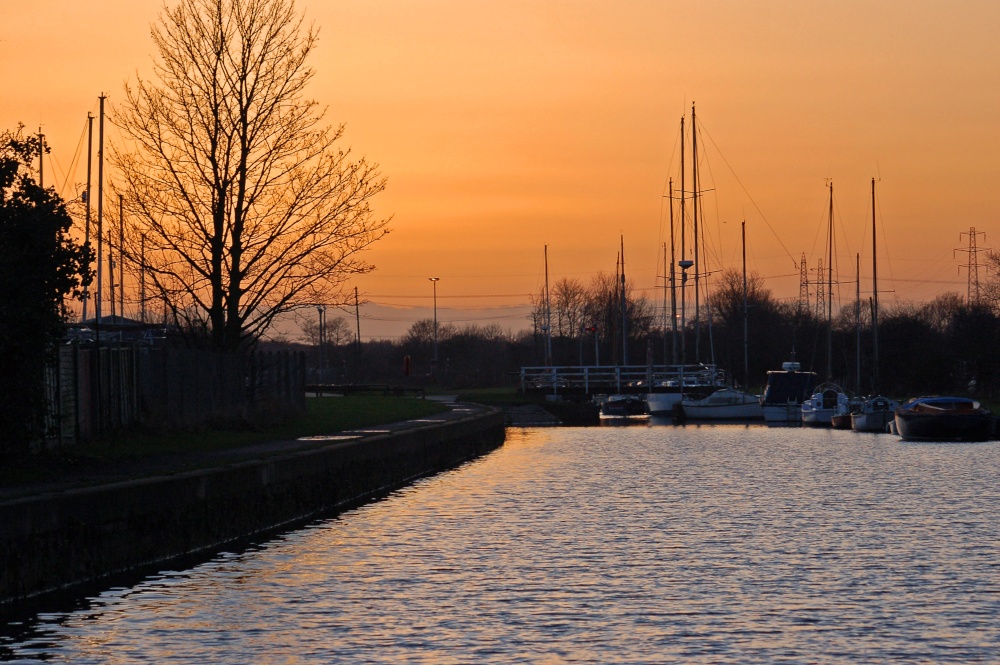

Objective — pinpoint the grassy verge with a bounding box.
[1,396,448,490]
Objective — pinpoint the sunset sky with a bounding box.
[4,0,1000,340]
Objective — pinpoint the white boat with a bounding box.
[801,382,849,427]
[761,360,816,424]
[850,178,893,434]
[851,395,899,433]
[645,365,724,415]
[681,388,763,420]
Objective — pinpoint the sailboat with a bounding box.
[801,182,849,427]
[852,178,899,432]
[680,221,762,420]
[646,103,724,415]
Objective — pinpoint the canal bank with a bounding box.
[0,402,504,606]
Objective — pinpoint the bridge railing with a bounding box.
[519,364,723,396]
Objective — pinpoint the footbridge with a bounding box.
[519,364,724,399]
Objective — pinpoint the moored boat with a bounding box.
[851,395,899,433]
[831,395,863,430]
[801,382,849,427]
[599,394,650,419]
[681,387,763,420]
[761,361,816,424]
[646,365,724,415]
[894,396,993,442]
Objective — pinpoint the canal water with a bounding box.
[3,423,1000,663]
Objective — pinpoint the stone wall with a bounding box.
[0,409,504,605]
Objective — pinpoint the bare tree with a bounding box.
[299,314,352,347]
[403,319,456,346]
[113,0,389,350]
[552,277,587,338]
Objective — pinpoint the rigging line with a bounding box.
[655,119,684,282]
[874,181,899,304]
[54,116,90,199]
[698,120,798,269]
[694,132,732,275]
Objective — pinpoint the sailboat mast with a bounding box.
[679,115,687,363]
[620,235,628,365]
[827,181,834,379]
[544,244,552,366]
[742,220,748,386]
[871,177,879,391]
[97,94,106,328]
[669,178,677,365]
[856,253,861,392]
[692,102,700,362]
[662,241,668,364]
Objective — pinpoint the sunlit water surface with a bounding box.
[3,425,1000,663]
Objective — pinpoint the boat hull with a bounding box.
[599,395,649,419]
[762,403,802,424]
[851,396,898,433]
[681,389,763,420]
[802,407,836,426]
[852,407,896,433]
[894,411,993,442]
[830,413,853,429]
[645,390,683,416]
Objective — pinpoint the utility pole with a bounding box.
[140,234,146,323]
[37,129,43,189]
[957,227,988,305]
[354,286,361,355]
[82,113,93,323]
[109,226,115,320]
[798,253,809,317]
[815,258,825,320]
[119,195,125,319]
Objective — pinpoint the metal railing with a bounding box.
[520,364,724,396]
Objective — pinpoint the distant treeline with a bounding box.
[279,269,1000,401]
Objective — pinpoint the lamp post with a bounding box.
[429,277,440,368]
[316,304,326,383]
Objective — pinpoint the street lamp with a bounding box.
[316,304,326,384]
[429,277,440,367]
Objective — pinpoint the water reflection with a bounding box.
[3,426,1000,663]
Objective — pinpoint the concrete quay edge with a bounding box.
[0,403,505,606]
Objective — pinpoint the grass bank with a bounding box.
[2,396,448,490]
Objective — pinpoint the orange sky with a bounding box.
[4,0,1000,340]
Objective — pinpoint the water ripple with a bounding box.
[3,425,1000,663]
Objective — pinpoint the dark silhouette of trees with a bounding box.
[278,282,1000,405]
[706,268,791,389]
[114,0,389,352]
[0,127,91,454]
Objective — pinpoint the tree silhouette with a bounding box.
[0,126,90,454]
[113,0,389,351]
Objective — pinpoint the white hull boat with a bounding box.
[851,395,898,433]
[801,383,849,427]
[681,388,763,420]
